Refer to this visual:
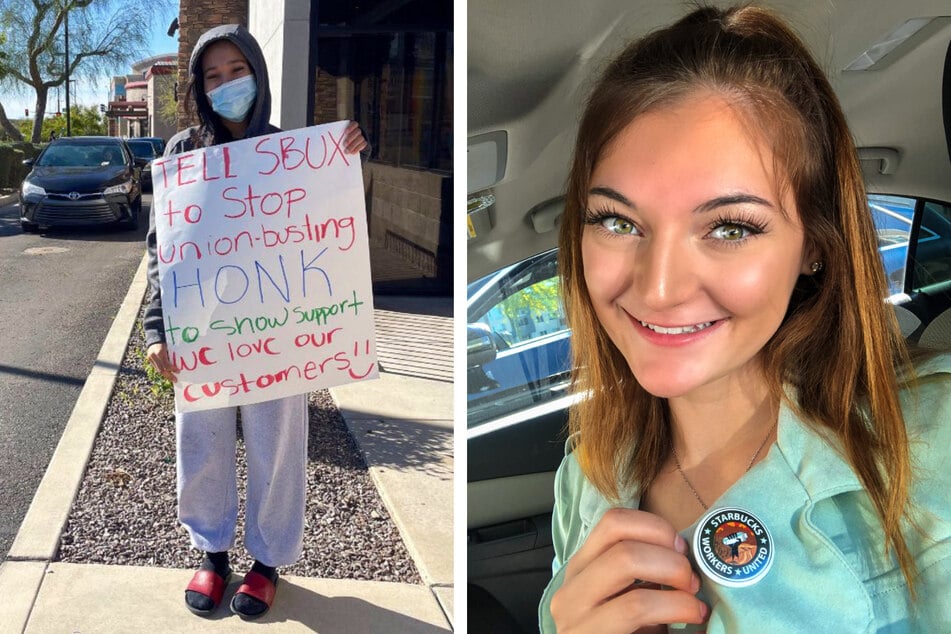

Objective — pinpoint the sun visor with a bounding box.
[857,147,901,175]
[529,197,564,234]
[467,131,507,194]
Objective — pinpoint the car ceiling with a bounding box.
[467,0,951,281]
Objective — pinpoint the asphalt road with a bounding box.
[0,194,150,561]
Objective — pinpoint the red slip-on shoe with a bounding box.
[185,568,232,616]
[230,570,279,620]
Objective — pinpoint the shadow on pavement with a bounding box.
[345,418,452,480]
[253,580,449,632]
[27,222,148,243]
[0,362,88,388]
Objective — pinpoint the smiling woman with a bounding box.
[541,4,951,633]
[581,94,812,403]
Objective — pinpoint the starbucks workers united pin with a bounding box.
[692,507,773,587]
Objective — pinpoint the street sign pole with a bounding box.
[64,7,71,137]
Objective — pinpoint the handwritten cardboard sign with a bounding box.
[152,120,378,412]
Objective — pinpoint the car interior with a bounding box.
[466,1,951,631]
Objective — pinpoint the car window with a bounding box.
[37,145,84,167]
[474,276,565,346]
[38,143,122,168]
[100,146,124,166]
[127,141,157,159]
[910,200,951,292]
[869,194,951,298]
[146,138,165,155]
[869,194,915,297]
[467,248,572,427]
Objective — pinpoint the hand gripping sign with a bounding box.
[152,120,378,412]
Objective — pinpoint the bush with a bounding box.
[0,141,43,189]
[0,146,13,188]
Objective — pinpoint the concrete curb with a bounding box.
[0,561,47,632]
[8,252,148,562]
[2,252,148,631]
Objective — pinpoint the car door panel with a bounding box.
[468,401,569,632]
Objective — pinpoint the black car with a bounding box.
[19,136,145,232]
[125,138,159,191]
[140,136,165,156]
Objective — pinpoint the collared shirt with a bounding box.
[539,356,951,633]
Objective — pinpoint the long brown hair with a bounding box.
[560,4,919,589]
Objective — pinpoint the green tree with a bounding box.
[16,104,104,139]
[0,0,172,142]
[495,277,565,341]
[0,31,21,141]
[70,103,106,135]
[155,72,177,127]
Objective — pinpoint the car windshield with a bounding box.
[126,141,156,159]
[37,143,125,168]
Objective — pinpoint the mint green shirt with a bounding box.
[539,356,951,633]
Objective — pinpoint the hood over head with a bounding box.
[189,24,272,139]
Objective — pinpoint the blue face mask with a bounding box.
[207,75,257,122]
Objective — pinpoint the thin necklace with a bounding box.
[672,421,777,511]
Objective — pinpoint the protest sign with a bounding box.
[152,120,378,412]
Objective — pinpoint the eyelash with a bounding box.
[583,207,769,245]
[583,207,639,237]
[706,213,769,246]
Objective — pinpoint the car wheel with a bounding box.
[126,197,142,231]
[21,221,39,233]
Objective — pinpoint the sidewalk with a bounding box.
[0,253,454,632]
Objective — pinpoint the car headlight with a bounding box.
[104,180,133,195]
[21,181,46,197]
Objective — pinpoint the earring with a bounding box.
[810,261,823,273]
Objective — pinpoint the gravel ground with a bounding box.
[58,304,421,583]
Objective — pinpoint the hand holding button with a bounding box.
[549,508,709,633]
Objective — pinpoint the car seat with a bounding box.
[918,307,951,349]
[893,304,922,338]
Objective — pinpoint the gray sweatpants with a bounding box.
[176,394,308,567]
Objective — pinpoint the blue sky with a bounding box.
[5,3,179,119]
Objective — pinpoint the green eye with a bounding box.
[710,223,751,241]
[601,217,636,235]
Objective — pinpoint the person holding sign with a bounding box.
[539,5,951,633]
[144,24,368,620]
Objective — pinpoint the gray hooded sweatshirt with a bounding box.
[143,24,280,348]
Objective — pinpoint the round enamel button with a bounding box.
[692,506,774,587]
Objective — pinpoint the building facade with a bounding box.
[173,0,452,295]
[106,54,177,141]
